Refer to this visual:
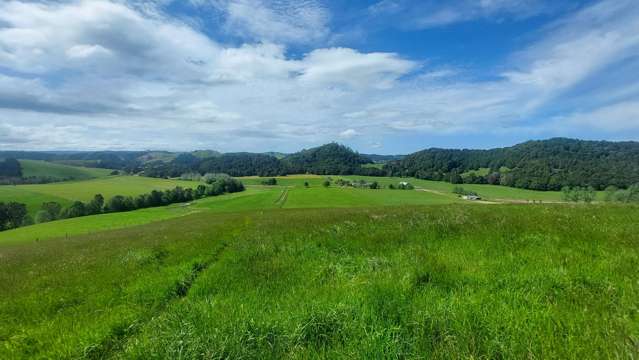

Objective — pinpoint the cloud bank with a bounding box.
[0,0,637,152]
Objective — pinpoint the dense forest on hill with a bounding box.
[142,143,375,178]
[384,138,639,190]
[284,143,373,175]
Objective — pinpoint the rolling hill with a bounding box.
[19,160,113,181]
[385,138,639,190]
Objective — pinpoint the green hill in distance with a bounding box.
[20,160,113,181]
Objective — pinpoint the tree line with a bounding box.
[0,175,244,232]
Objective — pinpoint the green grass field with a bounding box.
[240,174,577,201]
[19,160,113,180]
[1,205,637,358]
[1,173,636,358]
[0,174,603,243]
[0,185,458,244]
[0,176,200,216]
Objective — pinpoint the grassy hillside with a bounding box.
[1,205,637,358]
[0,176,200,216]
[19,159,113,180]
[0,184,457,244]
[0,173,604,240]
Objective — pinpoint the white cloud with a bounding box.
[299,48,416,89]
[553,101,639,132]
[66,44,112,59]
[369,0,561,29]
[0,0,420,150]
[0,0,220,78]
[0,0,637,151]
[338,129,360,139]
[209,0,330,44]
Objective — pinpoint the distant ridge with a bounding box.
[3,138,638,190]
[385,138,639,190]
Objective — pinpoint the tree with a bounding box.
[86,194,104,215]
[41,202,62,220]
[106,195,128,212]
[63,201,87,218]
[5,202,28,229]
[261,178,278,186]
[322,180,330,187]
[304,181,309,188]
[0,203,8,231]
[562,187,578,202]
[35,210,53,224]
[604,186,618,202]
[486,172,500,185]
[148,190,164,207]
[581,186,596,203]
[369,181,379,189]
[195,185,207,199]
[449,172,463,184]
[135,194,149,209]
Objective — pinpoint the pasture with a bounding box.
[0,184,456,244]
[0,176,199,216]
[19,160,113,180]
[0,173,635,359]
[1,205,637,358]
[241,175,575,201]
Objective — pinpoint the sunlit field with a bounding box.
[1,205,637,358]
[0,176,200,216]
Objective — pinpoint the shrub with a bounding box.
[62,201,87,218]
[261,178,278,186]
[35,210,53,224]
[41,202,62,220]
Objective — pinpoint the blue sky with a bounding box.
[0,0,638,154]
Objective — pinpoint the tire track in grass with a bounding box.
[275,188,289,208]
[83,242,230,359]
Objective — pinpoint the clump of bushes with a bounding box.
[452,186,478,197]
[0,202,31,231]
[561,186,596,203]
[604,184,639,203]
[260,178,278,186]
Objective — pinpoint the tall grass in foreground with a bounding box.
[1,205,638,358]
